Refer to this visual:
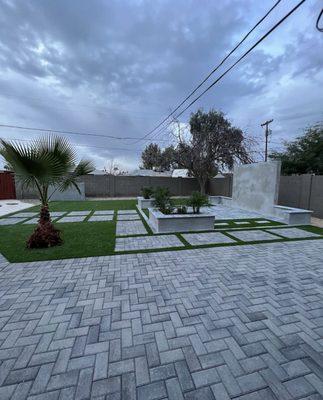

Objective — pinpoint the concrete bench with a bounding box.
[208,196,232,206]
[273,205,313,225]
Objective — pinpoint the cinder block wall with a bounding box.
[14,173,323,218]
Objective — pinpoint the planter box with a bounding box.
[137,197,155,209]
[148,208,214,233]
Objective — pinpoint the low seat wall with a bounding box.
[149,208,214,233]
[273,205,312,225]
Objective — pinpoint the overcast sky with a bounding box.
[0,0,322,171]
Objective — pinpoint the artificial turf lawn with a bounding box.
[0,221,116,262]
[0,199,322,263]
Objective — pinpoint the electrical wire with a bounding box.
[133,0,283,143]
[145,0,307,143]
[316,8,323,31]
[0,124,170,143]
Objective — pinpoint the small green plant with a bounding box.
[153,187,173,214]
[141,186,154,199]
[176,205,187,214]
[187,191,210,214]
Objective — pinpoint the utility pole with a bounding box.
[261,119,273,161]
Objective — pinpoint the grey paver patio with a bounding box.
[228,229,281,242]
[0,217,27,225]
[115,234,184,251]
[266,227,321,239]
[118,210,138,215]
[92,210,115,215]
[117,214,140,221]
[182,231,236,245]
[67,211,91,216]
[56,216,86,223]
[88,215,113,222]
[116,220,147,236]
[0,240,322,399]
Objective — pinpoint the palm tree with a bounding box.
[0,136,94,248]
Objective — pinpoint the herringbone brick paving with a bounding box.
[0,240,322,399]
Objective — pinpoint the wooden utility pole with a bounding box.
[261,119,273,161]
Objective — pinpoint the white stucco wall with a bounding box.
[232,161,281,214]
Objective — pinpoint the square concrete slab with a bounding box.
[118,210,138,215]
[182,232,236,246]
[214,222,229,226]
[234,221,251,225]
[67,211,91,216]
[117,214,140,221]
[9,212,38,218]
[49,212,67,217]
[267,228,321,239]
[0,217,27,225]
[116,220,147,236]
[255,220,272,224]
[88,215,113,222]
[56,216,86,223]
[229,229,280,242]
[23,218,39,225]
[115,235,184,251]
[93,210,114,215]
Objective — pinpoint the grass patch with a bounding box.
[0,221,116,263]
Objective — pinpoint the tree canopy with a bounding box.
[141,143,177,171]
[176,109,252,193]
[270,124,323,175]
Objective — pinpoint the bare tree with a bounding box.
[103,159,127,175]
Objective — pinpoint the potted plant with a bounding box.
[137,186,155,209]
[187,191,210,214]
[141,187,154,199]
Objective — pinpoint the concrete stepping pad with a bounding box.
[115,235,184,251]
[23,218,39,225]
[229,229,280,242]
[267,228,321,239]
[88,215,113,222]
[56,216,86,223]
[116,220,147,236]
[0,217,27,225]
[118,210,138,215]
[67,211,91,216]
[234,221,251,225]
[93,210,114,215]
[9,212,38,218]
[49,212,67,217]
[182,232,236,246]
[117,214,140,221]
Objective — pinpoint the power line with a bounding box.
[0,123,171,143]
[133,0,282,143]
[144,0,307,143]
[0,136,142,153]
[316,8,323,32]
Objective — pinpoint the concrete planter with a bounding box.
[148,208,214,233]
[137,197,155,209]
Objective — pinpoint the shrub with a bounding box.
[187,191,210,214]
[141,186,154,199]
[153,187,173,214]
[176,205,187,214]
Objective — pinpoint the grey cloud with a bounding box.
[0,0,322,169]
